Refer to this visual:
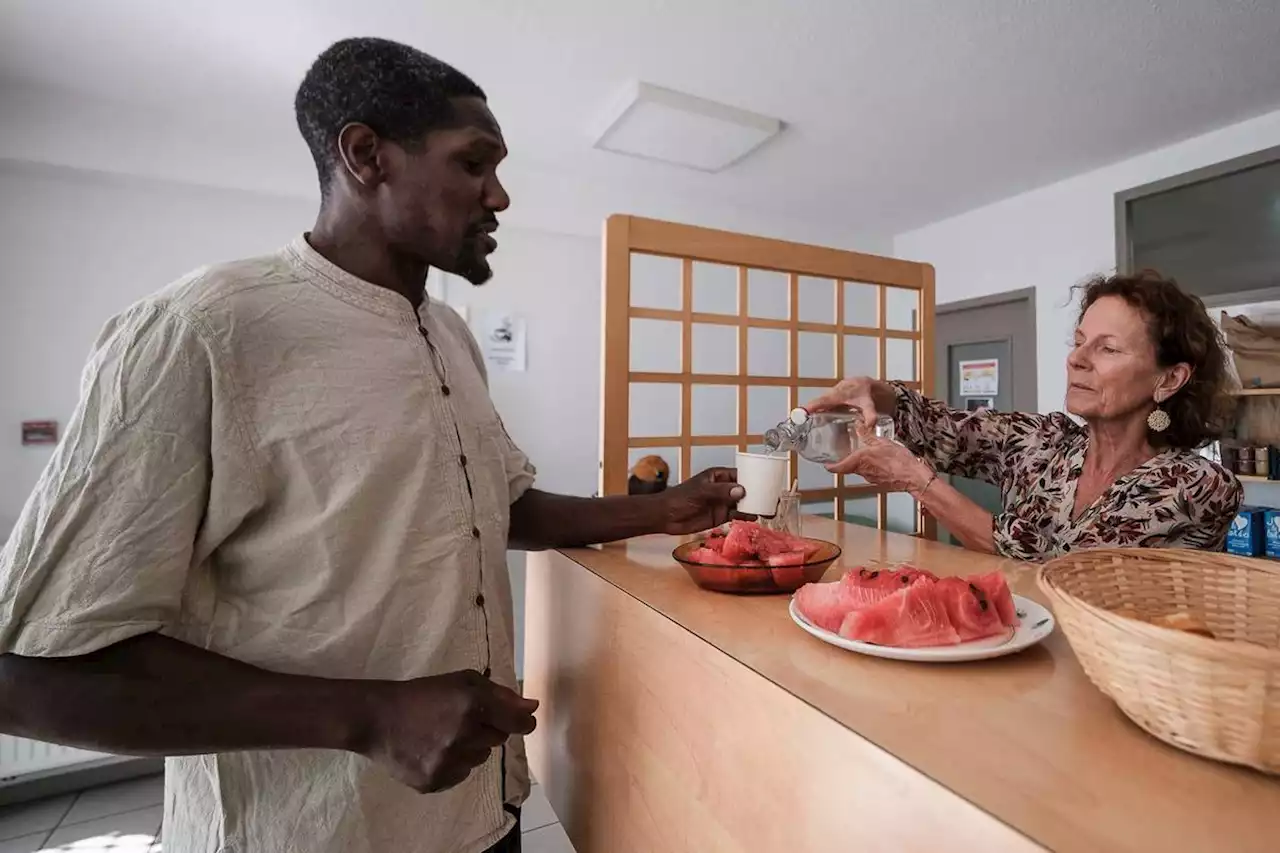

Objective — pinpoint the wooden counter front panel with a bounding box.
[523,550,1039,853]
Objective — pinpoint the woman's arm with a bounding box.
[914,476,997,554]
[829,441,996,554]
[807,379,1037,487]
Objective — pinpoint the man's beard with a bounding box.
[451,237,494,285]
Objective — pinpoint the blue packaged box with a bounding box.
[1265,510,1280,558]
[1226,506,1265,557]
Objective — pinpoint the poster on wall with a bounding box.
[958,359,999,397]
[477,311,527,372]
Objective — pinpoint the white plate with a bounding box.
[789,593,1055,663]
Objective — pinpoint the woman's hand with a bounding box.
[804,377,898,430]
[828,437,934,495]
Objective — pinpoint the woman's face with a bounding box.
[1066,295,1185,423]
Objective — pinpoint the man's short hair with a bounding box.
[295,37,486,193]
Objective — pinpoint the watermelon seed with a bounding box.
[1033,618,1049,629]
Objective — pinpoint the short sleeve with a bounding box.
[495,417,537,504]
[0,303,215,658]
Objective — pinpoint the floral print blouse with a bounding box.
[892,384,1243,563]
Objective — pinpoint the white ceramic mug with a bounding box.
[735,450,790,517]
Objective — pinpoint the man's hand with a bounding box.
[361,670,538,794]
[658,467,747,535]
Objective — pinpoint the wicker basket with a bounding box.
[1038,549,1280,773]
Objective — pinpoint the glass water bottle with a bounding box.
[763,408,896,465]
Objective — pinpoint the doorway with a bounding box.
[934,289,1037,545]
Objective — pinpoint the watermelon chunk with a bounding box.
[721,522,758,562]
[837,579,962,648]
[794,581,885,633]
[765,550,806,567]
[702,531,728,553]
[966,571,1020,627]
[687,547,734,566]
[933,577,1006,642]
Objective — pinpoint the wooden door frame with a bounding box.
[601,214,938,536]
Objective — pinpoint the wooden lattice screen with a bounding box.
[600,215,936,536]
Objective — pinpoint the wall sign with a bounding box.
[958,359,999,397]
[477,311,527,372]
[22,421,58,445]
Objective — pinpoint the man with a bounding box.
[0,38,743,853]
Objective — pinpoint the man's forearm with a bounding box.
[508,489,667,550]
[0,634,369,757]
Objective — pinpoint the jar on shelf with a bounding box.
[1238,446,1255,476]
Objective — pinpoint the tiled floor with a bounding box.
[0,774,575,852]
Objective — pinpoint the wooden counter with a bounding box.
[522,517,1279,853]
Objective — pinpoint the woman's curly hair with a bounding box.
[1076,271,1235,450]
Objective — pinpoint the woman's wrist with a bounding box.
[907,458,937,500]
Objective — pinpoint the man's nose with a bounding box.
[485,174,510,213]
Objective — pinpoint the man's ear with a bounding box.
[335,122,385,188]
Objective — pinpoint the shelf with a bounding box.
[1232,388,1280,396]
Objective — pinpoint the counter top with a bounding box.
[546,518,1278,852]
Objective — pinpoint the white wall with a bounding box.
[0,159,602,675]
[894,108,1280,416]
[0,161,315,529]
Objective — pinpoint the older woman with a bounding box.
[809,272,1243,562]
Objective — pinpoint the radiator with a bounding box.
[0,735,108,781]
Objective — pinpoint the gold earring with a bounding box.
[1147,407,1171,433]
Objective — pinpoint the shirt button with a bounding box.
[471,527,481,539]
[442,385,452,396]
[482,666,491,678]
[417,325,428,337]
[476,593,486,607]
[460,454,468,467]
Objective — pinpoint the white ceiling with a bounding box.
[2,0,1279,245]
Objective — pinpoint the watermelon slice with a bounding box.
[837,579,962,648]
[841,566,937,591]
[933,577,1006,642]
[794,581,885,633]
[721,522,758,562]
[966,571,1020,627]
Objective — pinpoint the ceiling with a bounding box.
[2,0,1279,245]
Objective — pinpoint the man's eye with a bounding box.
[463,160,485,175]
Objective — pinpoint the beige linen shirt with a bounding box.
[0,236,535,853]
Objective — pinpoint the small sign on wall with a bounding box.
[477,311,528,372]
[22,421,58,446]
[958,359,999,397]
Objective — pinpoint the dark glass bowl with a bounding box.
[672,539,842,594]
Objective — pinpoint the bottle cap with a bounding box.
[789,407,809,426]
